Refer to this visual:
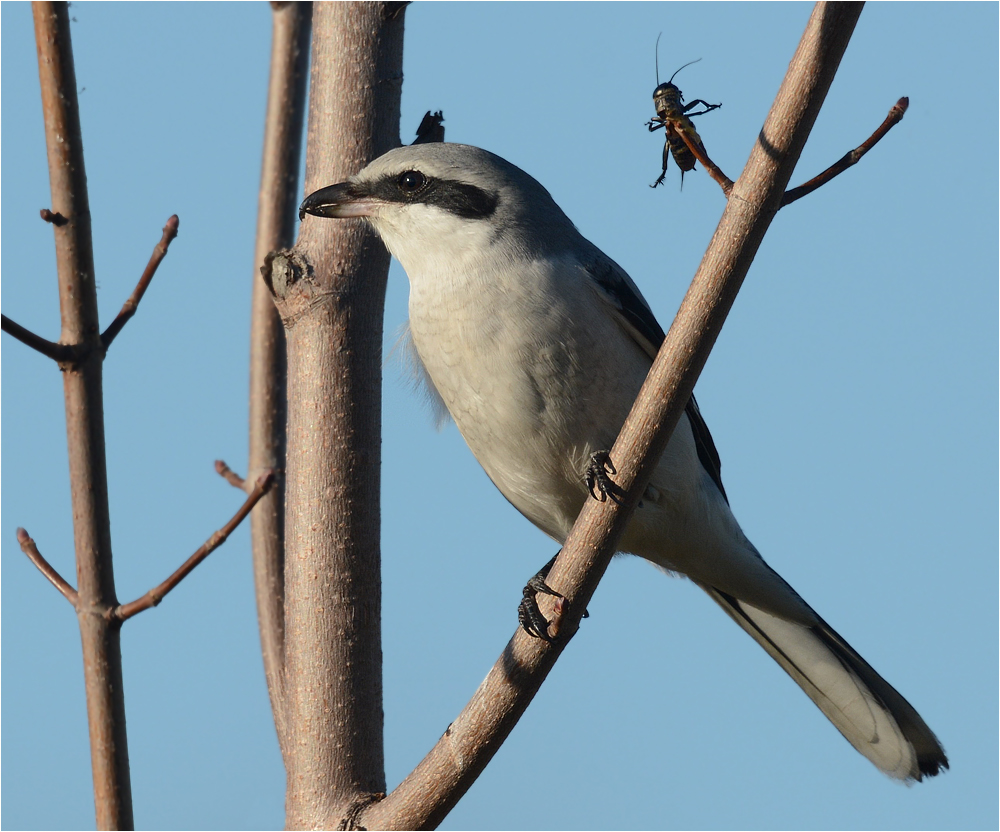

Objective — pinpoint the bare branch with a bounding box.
[781,96,908,206]
[683,95,909,206]
[100,215,179,351]
[17,527,79,606]
[276,3,403,825]
[1,313,75,362]
[110,471,275,622]
[215,459,247,490]
[33,2,134,825]
[248,0,311,753]
[362,3,865,828]
[672,124,734,195]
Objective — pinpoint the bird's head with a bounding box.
[299,143,577,276]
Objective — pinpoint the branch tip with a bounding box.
[215,459,247,490]
[17,527,79,606]
[780,95,910,207]
[100,213,181,351]
[111,470,275,622]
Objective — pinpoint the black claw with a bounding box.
[517,553,588,642]
[586,450,623,503]
[518,592,555,642]
[519,554,561,642]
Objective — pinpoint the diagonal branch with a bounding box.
[4,212,179,366]
[780,96,908,206]
[100,215,179,351]
[679,94,908,207]
[671,123,734,195]
[17,527,79,606]
[1,313,75,362]
[361,3,865,828]
[110,471,275,622]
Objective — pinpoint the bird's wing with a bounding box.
[583,254,727,501]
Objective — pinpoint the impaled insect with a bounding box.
[647,46,721,189]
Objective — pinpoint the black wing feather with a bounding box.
[586,255,728,503]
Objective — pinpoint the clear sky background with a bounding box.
[2,3,997,830]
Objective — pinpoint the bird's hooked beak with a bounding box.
[298,182,375,221]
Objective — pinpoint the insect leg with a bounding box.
[651,140,670,188]
[684,100,721,117]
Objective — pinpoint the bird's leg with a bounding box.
[518,552,589,643]
[586,449,623,503]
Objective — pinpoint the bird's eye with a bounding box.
[397,170,426,193]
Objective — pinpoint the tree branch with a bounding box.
[247,0,311,755]
[274,3,402,826]
[1,313,75,362]
[33,3,134,826]
[672,123,734,195]
[214,458,247,490]
[780,95,908,206]
[678,93,907,207]
[362,3,864,828]
[110,471,275,622]
[100,215,179,351]
[3,212,179,364]
[17,527,79,606]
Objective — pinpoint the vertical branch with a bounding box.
[248,0,312,754]
[268,3,403,827]
[32,2,133,829]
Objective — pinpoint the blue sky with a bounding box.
[2,3,997,830]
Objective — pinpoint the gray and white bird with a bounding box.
[299,142,947,782]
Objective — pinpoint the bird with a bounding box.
[298,142,947,782]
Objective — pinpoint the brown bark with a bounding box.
[32,2,134,828]
[266,3,404,827]
[248,0,313,754]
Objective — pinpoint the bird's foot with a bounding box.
[518,554,589,643]
[586,450,623,503]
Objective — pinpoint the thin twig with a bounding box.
[109,471,275,622]
[1,314,75,362]
[17,528,79,606]
[101,215,180,351]
[672,124,734,195]
[215,459,248,490]
[781,96,908,206]
[682,95,909,206]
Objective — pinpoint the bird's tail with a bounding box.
[699,583,948,781]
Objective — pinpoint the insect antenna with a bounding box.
[668,58,702,85]
[655,32,663,84]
